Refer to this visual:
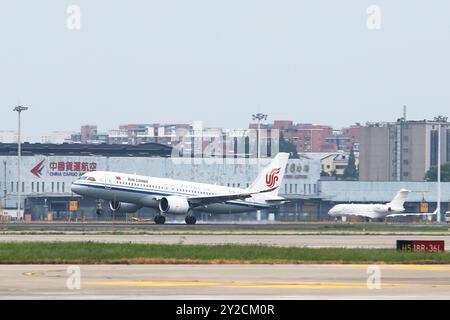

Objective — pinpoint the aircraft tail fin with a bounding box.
[387,189,410,210]
[249,153,289,196]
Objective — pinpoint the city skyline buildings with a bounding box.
[0,118,362,152]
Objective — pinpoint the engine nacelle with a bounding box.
[109,200,142,213]
[159,196,190,214]
[374,204,388,212]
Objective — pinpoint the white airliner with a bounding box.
[328,188,437,220]
[71,153,289,224]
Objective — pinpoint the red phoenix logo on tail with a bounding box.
[265,167,280,188]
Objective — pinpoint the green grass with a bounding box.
[0,242,449,264]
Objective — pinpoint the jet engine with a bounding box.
[158,196,190,214]
[109,200,142,213]
[374,204,388,212]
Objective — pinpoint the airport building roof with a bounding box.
[320,180,450,202]
[0,142,172,157]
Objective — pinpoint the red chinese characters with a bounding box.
[73,162,81,171]
[48,161,97,172]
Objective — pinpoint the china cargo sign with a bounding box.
[29,159,98,178]
[49,161,97,177]
[396,240,445,253]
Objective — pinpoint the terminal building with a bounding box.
[1,142,449,222]
[0,143,321,221]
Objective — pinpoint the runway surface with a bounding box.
[1,264,449,299]
[0,234,449,249]
[1,222,447,230]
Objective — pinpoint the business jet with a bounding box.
[328,188,438,221]
[71,153,289,224]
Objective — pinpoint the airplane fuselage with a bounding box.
[328,203,404,219]
[71,171,271,214]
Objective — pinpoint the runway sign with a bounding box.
[396,240,445,253]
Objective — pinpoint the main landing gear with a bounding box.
[185,215,197,225]
[95,199,103,215]
[154,215,166,225]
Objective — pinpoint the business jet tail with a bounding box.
[249,153,289,197]
[387,188,410,210]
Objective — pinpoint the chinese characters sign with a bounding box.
[49,161,97,177]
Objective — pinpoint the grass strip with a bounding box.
[0,242,449,264]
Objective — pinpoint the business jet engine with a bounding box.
[109,200,142,213]
[374,204,389,213]
[158,196,190,214]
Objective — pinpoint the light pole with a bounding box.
[2,160,6,210]
[13,105,28,218]
[252,113,268,169]
[252,113,267,222]
[438,122,441,222]
[433,115,448,223]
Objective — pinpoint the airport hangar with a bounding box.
[0,142,449,221]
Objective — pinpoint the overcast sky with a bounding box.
[1,1,449,138]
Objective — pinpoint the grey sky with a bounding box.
[1,1,449,138]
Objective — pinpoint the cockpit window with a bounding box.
[79,176,87,180]
[87,177,96,181]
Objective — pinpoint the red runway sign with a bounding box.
[397,240,445,253]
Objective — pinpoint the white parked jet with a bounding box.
[71,153,289,224]
[328,189,437,220]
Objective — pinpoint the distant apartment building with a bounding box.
[320,153,359,176]
[68,120,361,157]
[70,125,107,144]
[107,123,193,145]
[260,121,339,153]
[0,131,19,143]
[359,118,450,181]
[325,125,361,152]
[40,131,74,144]
[249,120,361,153]
[0,131,33,143]
[80,125,98,144]
[272,120,293,130]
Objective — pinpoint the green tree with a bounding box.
[425,162,450,181]
[279,131,299,158]
[320,170,330,177]
[343,148,359,180]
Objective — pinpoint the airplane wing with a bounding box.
[328,210,376,218]
[265,199,289,204]
[186,187,278,207]
[387,209,438,218]
[341,212,373,218]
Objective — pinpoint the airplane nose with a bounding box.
[71,183,82,194]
